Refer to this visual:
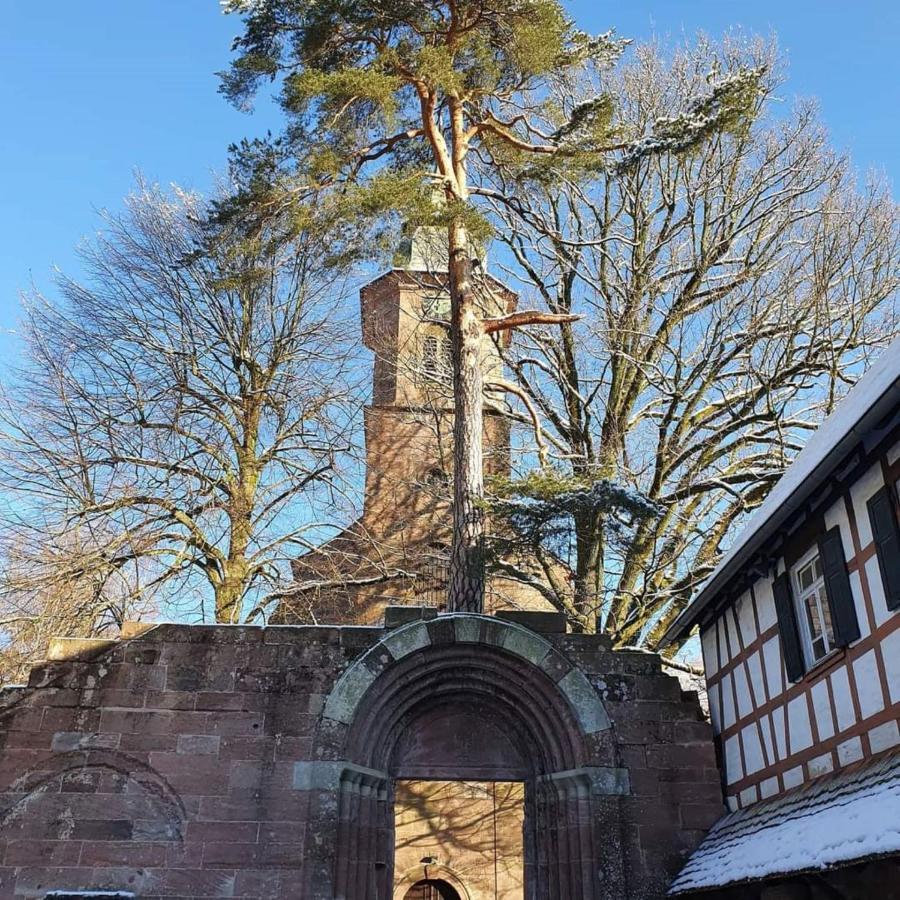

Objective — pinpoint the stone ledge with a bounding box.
[46,638,119,662]
[542,765,631,797]
[293,760,389,792]
[494,610,568,634]
[383,605,438,629]
[120,621,158,639]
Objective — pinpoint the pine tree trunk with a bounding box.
[572,509,602,633]
[447,217,485,612]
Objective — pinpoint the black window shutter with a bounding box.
[818,527,861,646]
[773,572,805,682]
[868,485,900,611]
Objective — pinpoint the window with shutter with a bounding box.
[773,571,806,682]
[868,484,900,611]
[789,549,836,666]
[818,527,860,647]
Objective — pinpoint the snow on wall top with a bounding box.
[669,750,900,893]
[665,335,900,643]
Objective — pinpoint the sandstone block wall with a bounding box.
[0,616,723,899]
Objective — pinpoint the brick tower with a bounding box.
[278,228,550,624]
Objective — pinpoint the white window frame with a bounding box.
[791,546,835,667]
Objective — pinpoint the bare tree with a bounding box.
[0,525,158,685]
[0,181,359,632]
[480,38,900,646]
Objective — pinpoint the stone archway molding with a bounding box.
[321,613,611,735]
[302,613,630,900]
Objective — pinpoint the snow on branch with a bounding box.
[616,66,766,172]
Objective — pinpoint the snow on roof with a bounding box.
[669,751,900,894]
[43,894,136,899]
[664,335,900,644]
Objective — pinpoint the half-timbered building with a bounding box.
[664,336,900,897]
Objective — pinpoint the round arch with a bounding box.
[393,865,470,900]
[1,749,187,843]
[310,614,628,900]
[403,879,463,900]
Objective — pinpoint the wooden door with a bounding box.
[403,879,462,900]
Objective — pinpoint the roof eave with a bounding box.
[660,373,900,647]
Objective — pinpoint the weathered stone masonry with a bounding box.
[0,612,723,898]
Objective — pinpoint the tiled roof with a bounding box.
[669,751,900,894]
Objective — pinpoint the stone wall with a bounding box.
[0,612,723,899]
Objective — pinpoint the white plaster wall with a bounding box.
[771,704,787,759]
[881,628,900,705]
[808,752,834,777]
[848,570,872,639]
[760,714,776,764]
[787,695,813,753]
[811,680,835,741]
[717,617,729,663]
[708,680,722,733]
[849,462,885,548]
[824,499,855,562]
[762,636,784,697]
[736,591,757,647]
[888,438,900,467]
[724,735,743,785]
[700,627,719,677]
[733,665,753,720]
[837,735,863,765]
[759,776,779,799]
[746,651,767,706]
[853,649,885,720]
[869,719,900,753]
[741,724,765,775]
[720,671,736,730]
[866,555,893,627]
[754,577,777,633]
[726,608,741,656]
[829,665,856,733]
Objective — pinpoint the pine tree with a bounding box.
[219,0,764,612]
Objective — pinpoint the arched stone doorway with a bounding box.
[404,879,463,900]
[307,615,630,899]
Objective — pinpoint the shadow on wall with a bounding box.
[394,780,524,900]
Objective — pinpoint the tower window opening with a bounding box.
[421,335,453,384]
[422,335,440,380]
[441,335,453,376]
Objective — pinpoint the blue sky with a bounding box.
[2,0,898,367]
